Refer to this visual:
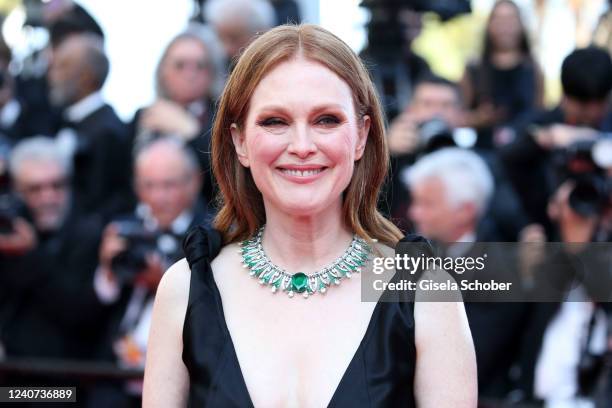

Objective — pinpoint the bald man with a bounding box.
[89,138,210,407]
[48,33,130,220]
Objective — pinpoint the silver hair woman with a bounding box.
[130,24,224,204]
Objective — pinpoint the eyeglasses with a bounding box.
[19,178,68,196]
[169,58,210,72]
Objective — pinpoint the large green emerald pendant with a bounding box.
[291,272,309,293]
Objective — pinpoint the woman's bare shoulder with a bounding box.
[157,258,192,306]
[144,259,192,407]
[210,242,240,270]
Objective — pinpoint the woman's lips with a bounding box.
[275,166,328,183]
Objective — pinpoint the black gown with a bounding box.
[181,226,417,407]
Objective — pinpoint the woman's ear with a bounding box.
[230,123,250,167]
[355,115,370,161]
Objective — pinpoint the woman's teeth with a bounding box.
[280,168,324,177]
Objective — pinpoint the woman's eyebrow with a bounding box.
[255,103,349,115]
[310,104,348,114]
[255,105,290,115]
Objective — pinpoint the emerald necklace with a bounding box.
[239,225,371,299]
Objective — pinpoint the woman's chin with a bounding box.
[271,197,334,217]
[280,203,325,216]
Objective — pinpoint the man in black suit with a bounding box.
[48,32,130,221]
[88,137,211,408]
[403,147,530,399]
[0,138,106,408]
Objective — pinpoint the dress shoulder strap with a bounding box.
[182,224,223,269]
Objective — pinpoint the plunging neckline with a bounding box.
[208,262,383,408]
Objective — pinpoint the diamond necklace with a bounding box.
[239,224,371,299]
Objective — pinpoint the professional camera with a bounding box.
[552,137,612,217]
[418,118,477,154]
[110,219,160,285]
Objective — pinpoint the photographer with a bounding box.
[89,137,211,407]
[518,172,612,405]
[0,137,105,362]
[500,46,612,238]
[385,74,527,240]
[385,75,467,227]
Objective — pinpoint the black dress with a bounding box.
[466,60,539,149]
[181,226,417,407]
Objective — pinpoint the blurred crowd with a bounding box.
[0,0,611,407]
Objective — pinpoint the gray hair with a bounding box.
[204,0,276,33]
[9,137,72,178]
[402,148,494,215]
[133,136,200,175]
[156,24,225,99]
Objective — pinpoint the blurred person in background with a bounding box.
[460,0,544,150]
[517,175,612,405]
[500,46,612,238]
[204,0,275,69]
[0,137,106,404]
[403,148,495,244]
[44,0,105,47]
[129,26,223,207]
[12,0,105,140]
[88,137,210,408]
[403,147,531,399]
[592,0,612,56]
[48,32,131,221]
[269,0,302,25]
[384,74,527,240]
[360,5,431,121]
[384,75,466,226]
[0,39,30,144]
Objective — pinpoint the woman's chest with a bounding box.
[217,270,378,407]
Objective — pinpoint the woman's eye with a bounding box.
[258,118,286,127]
[316,115,340,125]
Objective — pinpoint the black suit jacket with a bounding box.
[439,240,532,398]
[0,212,107,359]
[93,200,212,362]
[67,104,131,221]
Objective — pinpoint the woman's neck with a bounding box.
[491,49,523,69]
[261,199,354,274]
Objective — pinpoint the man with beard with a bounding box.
[48,32,130,221]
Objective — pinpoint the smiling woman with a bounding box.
[142,23,477,408]
[229,57,370,219]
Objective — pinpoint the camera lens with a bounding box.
[568,179,606,217]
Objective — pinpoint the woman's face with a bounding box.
[488,2,523,51]
[231,57,370,217]
[160,38,212,105]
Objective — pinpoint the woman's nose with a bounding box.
[286,124,317,158]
